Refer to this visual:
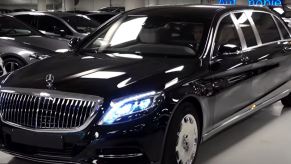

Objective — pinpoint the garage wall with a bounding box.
[155,0,202,4]
[0,0,62,10]
[75,0,125,11]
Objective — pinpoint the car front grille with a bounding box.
[0,88,103,131]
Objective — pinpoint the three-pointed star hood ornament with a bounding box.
[45,74,55,89]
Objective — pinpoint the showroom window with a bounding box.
[251,12,281,43]
[274,17,290,39]
[234,12,257,47]
[215,15,241,55]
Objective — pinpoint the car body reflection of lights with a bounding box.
[111,53,143,59]
[18,50,34,56]
[117,78,132,88]
[165,66,184,73]
[40,92,50,97]
[81,56,95,59]
[81,71,125,79]
[0,37,15,40]
[55,49,69,53]
[165,78,178,89]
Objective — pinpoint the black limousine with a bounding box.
[0,5,291,164]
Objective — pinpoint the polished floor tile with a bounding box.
[1,101,291,164]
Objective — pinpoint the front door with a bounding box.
[209,14,255,124]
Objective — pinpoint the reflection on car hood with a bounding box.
[2,52,203,99]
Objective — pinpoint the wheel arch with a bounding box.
[159,94,205,163]
[1,53,28,65]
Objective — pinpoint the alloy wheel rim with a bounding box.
[175,114,198,164]
[4,61,20,72]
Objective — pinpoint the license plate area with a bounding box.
[8,128,63,150]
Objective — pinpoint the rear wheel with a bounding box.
[3,57,26,72]
[281,94,291,107]
[162,102,201,164]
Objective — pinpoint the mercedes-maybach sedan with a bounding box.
[0,5,291,164]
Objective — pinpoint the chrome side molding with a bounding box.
[202,80,291,141]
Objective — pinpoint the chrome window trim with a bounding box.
[271,14,283,40]
[0,87,103,133]
[210,12,245,60]
[272,14,291,38]
[230,12,247,49]
[210,9,290,61]
[244,10,262,45]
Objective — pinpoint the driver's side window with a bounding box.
[214,15,241,57]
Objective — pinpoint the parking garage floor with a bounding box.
[0,101,291,164]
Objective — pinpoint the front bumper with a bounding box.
[0,109,168,164]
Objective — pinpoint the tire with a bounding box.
[281,94,291,107]
[162,102,201,164]
[3,57,26,72]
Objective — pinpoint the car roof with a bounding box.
[127,5,272,20]
[9,5,272,19]
[9,11,80,18]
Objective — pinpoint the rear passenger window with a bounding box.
[251,12,281,43]
[14,15,36,28]
[275,17,290,39]
[38,16,72,35]
[215,15,241,55]
[234,13,257,47]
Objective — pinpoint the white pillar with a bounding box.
[148,0,159,6]
[38,0,47,11]
[62,0,75,11]
[125,0,145,11]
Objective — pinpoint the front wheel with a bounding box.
[162,102,201,164]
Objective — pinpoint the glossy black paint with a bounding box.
[1,5,291,164]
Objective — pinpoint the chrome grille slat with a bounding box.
[0,88,101,131]
[0,93,4,115]
[14,94,20,123]
[78,101,87,127]
[2,93,8,118]
[9,94,16,122]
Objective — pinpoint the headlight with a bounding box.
[98,91,163,125]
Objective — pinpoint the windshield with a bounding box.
[63,15,100,33]
[0,16,40,37]
[85,14,207,56]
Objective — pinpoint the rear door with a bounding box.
[242,11,291,101]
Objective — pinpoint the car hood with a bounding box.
[1,52,202,100]
[0,35,69,52]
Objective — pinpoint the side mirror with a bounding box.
[53,26,66,37]
[218,44,241,56]
[57,29,66,37]
[68,37,81,49]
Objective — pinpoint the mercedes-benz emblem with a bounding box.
[46,74,55,89]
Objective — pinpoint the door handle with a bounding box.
[283,46,291,53]
[241,55,250,62]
